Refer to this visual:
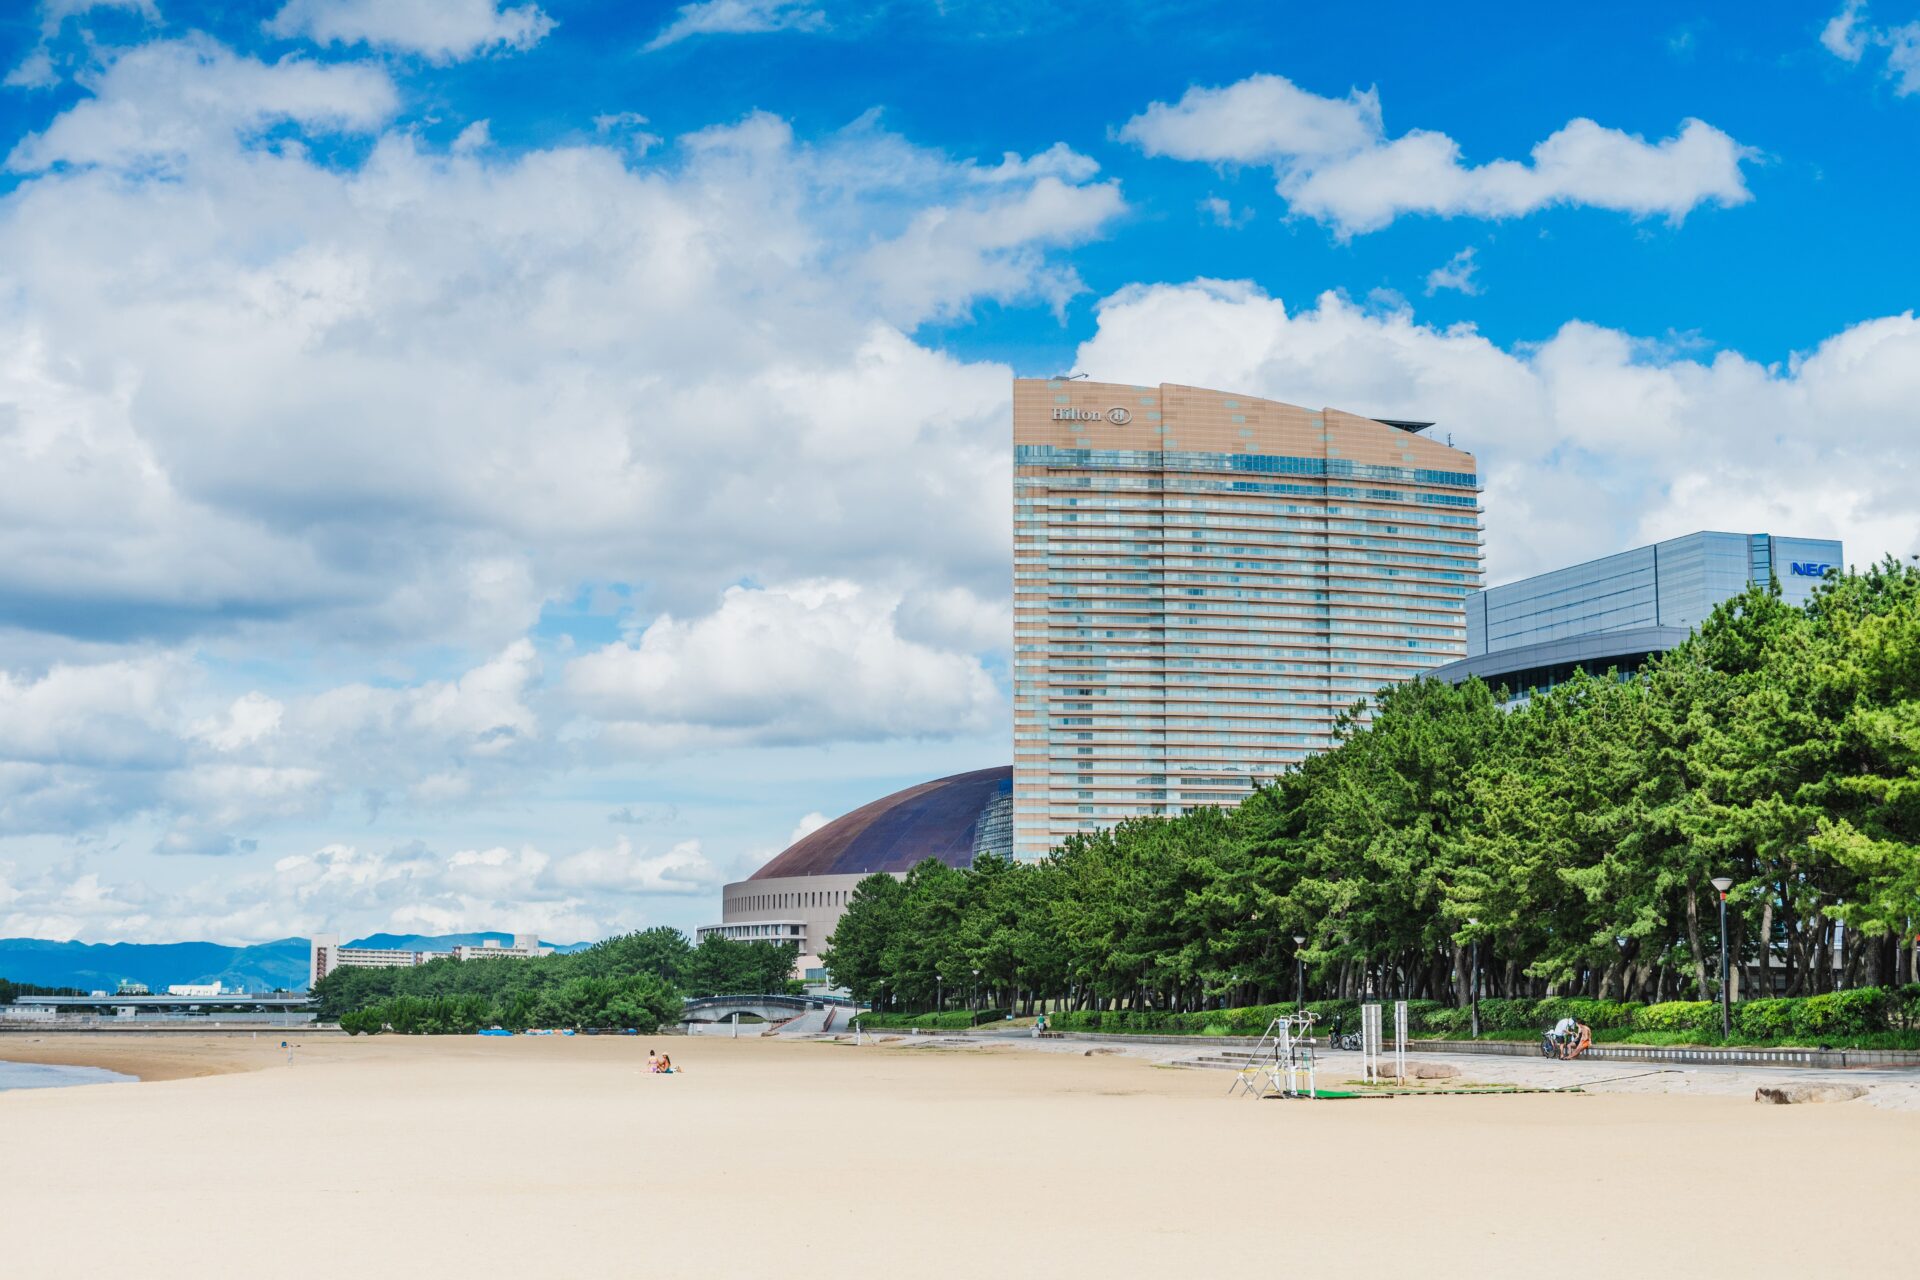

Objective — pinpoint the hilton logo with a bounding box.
[1052,406,1133,425]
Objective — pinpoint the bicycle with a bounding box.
[1324,1015,1361,1052]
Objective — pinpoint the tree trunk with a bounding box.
[1755,899,1775,998]
[1685,889,1710,998]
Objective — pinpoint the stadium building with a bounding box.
[699,766,1013,982]
[1431,530,1844,698]
[1011,379,1484,858]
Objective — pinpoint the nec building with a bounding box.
[1011,379,1484,860]
[1432,530,1844,696]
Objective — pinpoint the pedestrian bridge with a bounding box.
[680,994,866,1026]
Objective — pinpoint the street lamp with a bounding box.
[1711,877,1734,1039]
[972,968,980,1014]
[1292,935,1306,1011]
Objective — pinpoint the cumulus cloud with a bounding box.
[266,0,556,62]
[1824,0,1873,59]
[0,37,1118,934]
[645,0,827,52]
[0,67,1107,664]
[0,834,719,944]
[0,642,545,848]
[6,35,399,173]
[1424,246,1482,296]
[566,581,1002,749]
[1074,280,1920,582]
[1118,73,1754,235]
[1820,2,1920,95]
[787,811,829,845]
[5,0,160,89]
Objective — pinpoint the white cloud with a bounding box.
[0,642,544,846]
[1200,195,1252,228]
[787,811,829,845]
[1424,246,1482,296]
[0,72,1107,671]
[1823,0,1872,59]
[1074,279,1920,584]
[38,0,159,32]
[0,39,1126,926]
[645,0,826,52]
[6,35,399,173]
[4,49,60,91]
[267,0,556,62]
[545,837,721,894]
[5,1,160,89]
[1820,3,1920,94]
[0,832,717,943]
[1119,73,1754,236]
[565,581,1002,748]
[192,692,285,752]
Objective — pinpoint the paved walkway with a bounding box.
[860,1028,1920,1111]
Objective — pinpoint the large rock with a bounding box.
[1753,1083,1867,1105]
[1406,1062,1461,1080]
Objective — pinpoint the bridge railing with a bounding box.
[680,993,867,1011]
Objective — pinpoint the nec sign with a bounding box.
[1789,561,1834,578]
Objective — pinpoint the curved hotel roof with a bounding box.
[748,765,1012,880]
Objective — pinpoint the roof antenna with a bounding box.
[1052,372,1088,380]
[1446,431,1454,447]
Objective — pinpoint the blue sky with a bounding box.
[0,0,1915,945]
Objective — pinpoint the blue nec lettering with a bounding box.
[1789,561,1832,578]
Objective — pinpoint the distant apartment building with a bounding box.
[1432,530,1845,697]
[450,936,550,961]
[1012,379,1484,858]
[309,934,547,986]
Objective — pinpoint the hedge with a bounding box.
[857,987,1920,1044]
[856,1011,982,1030]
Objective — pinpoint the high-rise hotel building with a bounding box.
[1011,380,1484,859]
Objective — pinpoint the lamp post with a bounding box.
[971,968,980,1014]
[1467,917,1480,1040]
[1711,877,1734,1039]
[1292,935,1306,1012]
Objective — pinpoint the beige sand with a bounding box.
[2,1033,1913,1278]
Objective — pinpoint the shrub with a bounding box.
[1896,985,1920,1032]
[1535,997,1642,1030]
[1734,998,1796,1041]
[1634,1001,1717,1035]
[1794,988,1890,1039]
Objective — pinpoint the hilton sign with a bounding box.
[1052,406,1133,425]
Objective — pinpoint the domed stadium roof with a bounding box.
[748,765,1013,880]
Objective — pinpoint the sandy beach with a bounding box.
[2,1033,1915,1279]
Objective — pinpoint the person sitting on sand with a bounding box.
[657,1053,674,1074]
[646,1049,659,1073]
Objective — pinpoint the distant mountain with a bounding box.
[0,937,310,994]
[0,933,594,993]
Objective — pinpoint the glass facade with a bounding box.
[1465,531,1846,657]
[1011,380,1484,859]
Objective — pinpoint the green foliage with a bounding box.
[0,978,84,1004]
[857,1011,980,1030]
[813,562,1920,1019]
[1632,1001,1720,1035]
[314,926,788,1034]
